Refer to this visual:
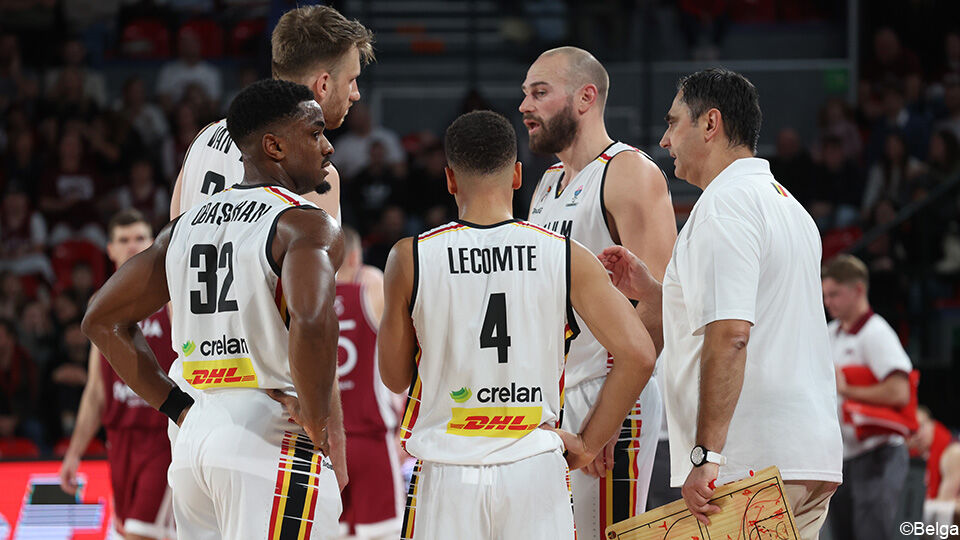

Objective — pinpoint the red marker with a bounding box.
[708,479,716,490]
[749,469,755,476]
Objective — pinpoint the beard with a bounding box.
[527,102,579,155]
[314,179,332,195]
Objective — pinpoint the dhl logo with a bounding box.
[446,406,541,438]
[183,358,258,389]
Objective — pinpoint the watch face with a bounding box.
[690,446,705,465]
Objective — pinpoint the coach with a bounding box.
[600,68,842,540]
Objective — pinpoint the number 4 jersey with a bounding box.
[166,183,319,394]
[402,219,580,465]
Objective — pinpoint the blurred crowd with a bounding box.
[1,1,959,457]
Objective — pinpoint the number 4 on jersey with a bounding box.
[480,292,511,363]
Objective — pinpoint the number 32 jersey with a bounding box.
[402,219,580,465]
[166,183,319,394]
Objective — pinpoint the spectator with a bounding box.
[406,140,456,230]
[3,129,42,199]
[810,135,862,230]
[364,205,408,270]
[156,30,222,112]
[866,82,931,164]
[48,320,88,436]
[0,190,54,282]
[677,0,728,61]
[347,140,405,235]
[0,271,25,320]
[813,97,863,162]
[18,300,57,373]
[116,76,170,152]
[43,38,106,109]
[862,198,907,322]
[38,132,107,247]
[935,77,960,142]
[862,27,922,89]
[769,127,816,205]
[0,33,39,112]
[50,295,81,330]
[44,66,100,122]
[331,102,406,180]
[0,318,40,444]
[63,263,95,311]
[115,159,168,232]
[863,132,927,216]
[162,103,200,182]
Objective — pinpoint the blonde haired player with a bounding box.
[521,46,676,538]
[378,111,657,540]
[168,5,375,490]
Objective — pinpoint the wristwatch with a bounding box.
[690,445,727,467]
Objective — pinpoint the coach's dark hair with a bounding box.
[227,79,315,148]
[272,5,375,81]
[444,111,517,176]
[108,208,151,240]
[677,68,762,153]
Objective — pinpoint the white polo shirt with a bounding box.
[828,310,912,459]
[661,157,843,487]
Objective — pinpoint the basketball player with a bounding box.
[59,210,175,540]
[335,226,403,539]
[169,4,373,219]
[521,46,676,538]
[377,110,657,540]
[168,5,374,489]
[82,79,344,538]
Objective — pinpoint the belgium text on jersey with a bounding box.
[447,245,538,275]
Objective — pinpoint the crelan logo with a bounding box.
[182,341,196,356]
[450,387,472,403]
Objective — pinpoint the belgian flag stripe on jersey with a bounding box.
[269,432,324,540]
[399,349,423,449]
[401,459,422,539]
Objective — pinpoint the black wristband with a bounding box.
[159,386,195,424]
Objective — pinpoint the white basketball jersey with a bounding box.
[166,183,318,394]
[179,119,244,213]
[179,119,342,222]
[401,219,579,465]
[528,141,663,388]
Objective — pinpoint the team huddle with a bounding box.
[72,5,844,540]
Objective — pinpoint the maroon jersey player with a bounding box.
[336,227,404,540]
[59,210,176,540]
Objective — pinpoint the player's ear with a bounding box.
[579,84,598,112]
[313,72,331,101]
[512,161,522,190]
[262,132,285,161]
[445,167,458,195]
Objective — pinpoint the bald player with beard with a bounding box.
[521,47,676,539]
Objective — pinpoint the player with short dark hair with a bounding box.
[83,79,344,538]
[378,110,657,540]
[60,209,176,540]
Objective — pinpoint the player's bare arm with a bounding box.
[360,265,385,325]
[271,208,344,453]
[170,167,184,219]
[937,443,960,500]
[81,221,186,422]
[836,369,911,407]
[59,343,106,495]
[377,237,418,393]
[598,245,664,354]
[683,318,752,525]
[552,239,656,470]
[603,151,677,281]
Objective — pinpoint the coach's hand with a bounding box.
[541,425,598,470]
[598,246,657,301]
[268,389,331,456]
[59,453,80,495]
[682,462,721,526]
